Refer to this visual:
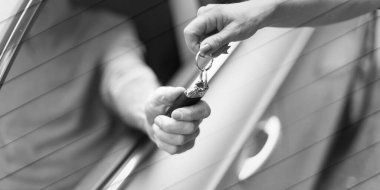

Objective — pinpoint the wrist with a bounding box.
[140,112,155,139]
[108,67,159,132]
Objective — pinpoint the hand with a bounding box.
[184,0,279,56]
[144,87,211,154]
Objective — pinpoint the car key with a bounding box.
[165,43,228,117]
[165,50,213,116]
[165,69,209,116]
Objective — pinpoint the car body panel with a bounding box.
[95,12,380,190]
[3,1,379,190]
[122,27,314,190]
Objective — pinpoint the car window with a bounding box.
[0,0,24,43]
[0,0,43,89]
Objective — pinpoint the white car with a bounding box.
[1,1,379,190]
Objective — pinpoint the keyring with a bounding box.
[195,51,213,71]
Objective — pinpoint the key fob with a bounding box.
[165,80,208,117]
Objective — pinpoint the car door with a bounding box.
[76,9,380,190]
[2,1,379,190]
[220,11,380,190]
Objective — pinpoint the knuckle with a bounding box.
[152,124,160,133]
[154,116,164,126]
[155,141,163,149]
[167,146,179,155]
[157,118,175,133]
[183,26,192,35]
[197,4,217,15]
[144,102,152,115]
[145,95,156,110]
[154,87,165,97]
[152,88,168,104]
[197,6,206,15]
[183,25,199,38]
[187,141,196,149]
[206,4,216,10]
[158,94,167,103]
[157,141,178,155]
[194,128,200,137]
[164,119,176,132]
[175,135,186,145]
[211,35,224,47]
[210,4,222,14]
[185,123,196,134]
[207,4,217,8]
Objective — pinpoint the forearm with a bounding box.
[101,50,160,132]
[263,0,380,28]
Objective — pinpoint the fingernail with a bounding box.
[172,111,183,120]
[200,43,211,55]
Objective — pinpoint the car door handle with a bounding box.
[238,116,281,181]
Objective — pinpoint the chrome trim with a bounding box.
[0,0,45,89]
[100,137,156,190]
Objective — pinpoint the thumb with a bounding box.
[151,86,185,106]
[199,27,233,56]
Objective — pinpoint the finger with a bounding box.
[155,140,196,155]
[155,139,177,155]
[200,25,236,56]
[194,119,202,126]
[177,141,196,154]
[171,100,211,121]
[154,115,198,134]
[153,124,200,146]
[184,13,219,54]
[184,22,203,54]
[150,86,185,106]
[185,5,217,54]
[197,4,217,15]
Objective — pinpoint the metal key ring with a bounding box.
[195,51,213,71]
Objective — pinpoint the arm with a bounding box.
[270,0,379,26]
[101,20,211,154]
[184,0,380,55]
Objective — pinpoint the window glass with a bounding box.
[0,0,24,41]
